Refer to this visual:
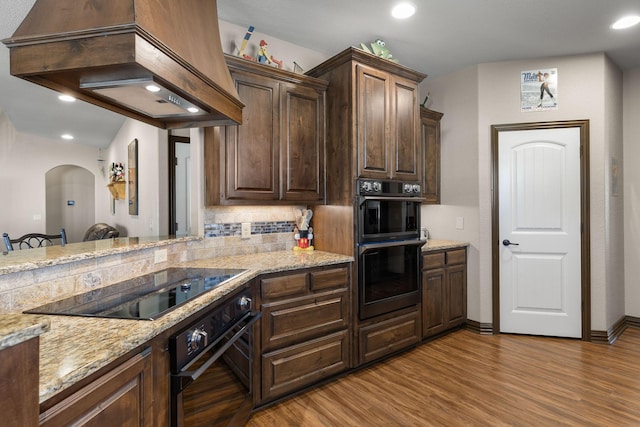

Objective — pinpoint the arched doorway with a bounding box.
[45,165,95,243]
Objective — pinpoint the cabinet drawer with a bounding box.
[261,273,308,300]
[358,310,421,365]
[447,249,466,265]
[311,266,349,292]
[261,330,349,402]
[261,290,349,351]
[423,252,445,270]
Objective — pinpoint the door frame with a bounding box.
[491,120,591,340]
[168,135,190,236]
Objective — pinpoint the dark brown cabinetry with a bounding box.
[39,348,154,427]
[307,47,426,205]
[257,265,351,403]
[205,55,327,205]
[422,248,467,338]
[421,108,444,204]
[358,307,421,365]
[355,64,422,181]
[1,337,39,427]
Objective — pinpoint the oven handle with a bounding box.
[172,311,261,392]
[358,195,424,205]
[359,239,426,253]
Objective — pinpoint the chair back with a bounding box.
[82,223,120,241]
[2,229,67,251]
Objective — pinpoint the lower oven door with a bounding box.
[358,239,425,320]
[171,311,261,427]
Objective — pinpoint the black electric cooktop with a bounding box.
[24,267,246,320]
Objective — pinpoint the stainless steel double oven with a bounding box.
[357,179,425,319]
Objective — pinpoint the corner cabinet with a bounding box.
[205,55,328,205]
[421,108,444,204]
[256,264,351,404]
[306,47,426,204]
[422,247,467,338]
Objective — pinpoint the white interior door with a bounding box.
[499,127,581,338]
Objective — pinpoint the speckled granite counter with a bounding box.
[0,236,199,275]
[422,239,469,252]
[0,314,50,350]
[34,250,352,403]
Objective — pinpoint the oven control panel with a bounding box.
[358,179,421,196]
[169,286,252,372]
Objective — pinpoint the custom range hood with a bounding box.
[2,0,244,128]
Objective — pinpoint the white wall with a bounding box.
[99,118,168,238]
[420,66,482,321]
[624,69,640,317]
[423,53,625,331]
[0,110,104,239]
[217,20,329,74]
[45,165,95,242]
[604,57,625,328]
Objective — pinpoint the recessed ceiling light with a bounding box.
[58,94,76,102]
[611,15,640,29]
[61,134,74,140]
[391,2,416,19]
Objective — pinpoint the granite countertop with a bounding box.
[0,236,199,275]
[33,250,353,403]
[0,314,50,350]
[422,239,469,252]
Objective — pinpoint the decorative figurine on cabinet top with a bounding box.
[359,38,399,63]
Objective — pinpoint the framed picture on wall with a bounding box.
[128,138,138,215]
[520,68,558,112]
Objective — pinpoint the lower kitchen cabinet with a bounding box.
[1,336,40,427]
[257,264,351,404]
[39,348,154,427]
[422,248,467,338]
[261,330,349,402]
[357,307,421,365]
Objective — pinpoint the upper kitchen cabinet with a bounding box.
[205,55,327,205]
[307,47,426,202]
[421,108,444,204]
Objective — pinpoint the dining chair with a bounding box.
[2,228,67,251]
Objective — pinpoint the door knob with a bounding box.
[502,239,520,246]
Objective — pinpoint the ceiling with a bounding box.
[1,0,640,149]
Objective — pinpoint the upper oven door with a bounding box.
[358,196,420,242]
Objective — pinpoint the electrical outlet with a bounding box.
[154,248,168,263]
[241,222,251,239]
[455,217,464,230]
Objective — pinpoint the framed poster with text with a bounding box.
[521,68,558,112]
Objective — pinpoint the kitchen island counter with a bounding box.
[31,250,352,403]
[0,313,49,350]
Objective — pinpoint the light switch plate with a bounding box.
[455,217,464,230]
[241,222,251,239]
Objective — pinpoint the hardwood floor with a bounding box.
[248,328,640,426]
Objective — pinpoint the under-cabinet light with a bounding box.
[79,78,207,118]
